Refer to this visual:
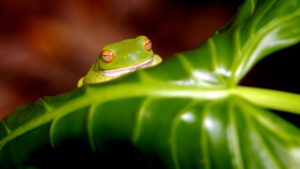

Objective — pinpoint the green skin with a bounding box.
[78,36,162,87]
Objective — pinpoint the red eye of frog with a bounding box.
[144,38,152,51]
[101,50,114,63]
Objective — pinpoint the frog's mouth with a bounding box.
[100,57,155,77]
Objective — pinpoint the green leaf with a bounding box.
[1,0,300,168]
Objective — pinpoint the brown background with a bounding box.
[0,0,239,118]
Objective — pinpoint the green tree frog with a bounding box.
[78,36,162,87]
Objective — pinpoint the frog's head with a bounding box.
[77,35,162,87]
[97,36,155,71]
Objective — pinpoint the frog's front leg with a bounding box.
[77,77,84,87]
[77,71,112,87]
[150,54,162,67]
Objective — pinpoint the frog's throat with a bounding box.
[100,57,155,77]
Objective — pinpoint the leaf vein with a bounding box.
[1,121,11,134]
[177,54,194,75]
[228,101,245,169]
[240,101,283,169]
[132,98,153,144]
[251,0,276,35]
[170,99,197,169]
[200,102,214,169]
[87,105,97,152]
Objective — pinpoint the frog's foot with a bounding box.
[100,55,162,77]
[150,54,162,67]
[77,77,84,87]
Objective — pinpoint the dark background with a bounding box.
[0,0,240,117]
[0,0,298,123]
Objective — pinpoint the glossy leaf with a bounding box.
[1,0,300,168]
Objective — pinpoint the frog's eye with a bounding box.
[101,50,114,63]
[144,38,152,51]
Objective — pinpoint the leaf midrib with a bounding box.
[1,81,300,154]
[0,83,229,150]
[1,81,300,152]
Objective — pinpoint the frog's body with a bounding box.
[78,36,162,87]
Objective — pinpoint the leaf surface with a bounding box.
[1,0,300,168]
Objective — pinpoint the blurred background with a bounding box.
[1,0,300,121]
[0,0,242,117]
